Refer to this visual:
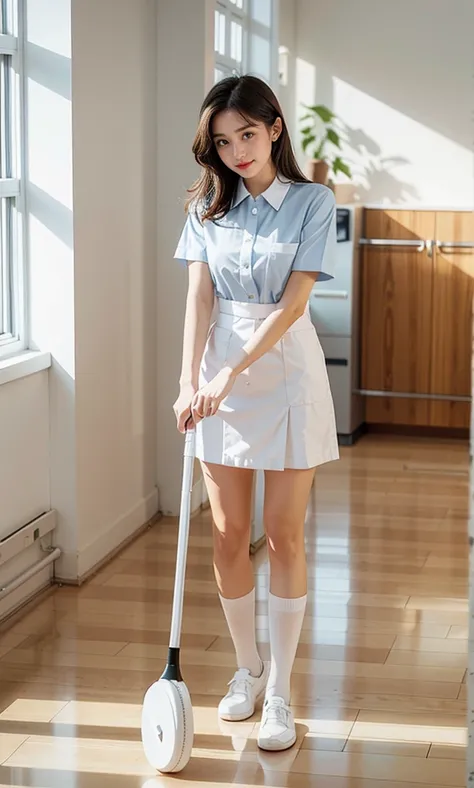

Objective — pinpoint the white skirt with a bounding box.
[196,298,339,471]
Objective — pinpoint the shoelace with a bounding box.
[262,697,290,727]
[226,668,253,696]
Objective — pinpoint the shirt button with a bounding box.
[251,207,257,215]
[248,294,255,299]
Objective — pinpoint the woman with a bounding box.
[173,75,339,751]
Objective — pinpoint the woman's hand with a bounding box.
[191,367,236,424]
[173,383,197,433]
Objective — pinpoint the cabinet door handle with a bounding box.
[356,388,471,402]
[312,290,348,299]
[436,240,474,250]
[360,238,425,251]
[361,238,474,255]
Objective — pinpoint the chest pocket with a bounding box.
[270,242,299,259]
[253,238,299,280]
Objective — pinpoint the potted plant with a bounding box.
[299,104,352,186]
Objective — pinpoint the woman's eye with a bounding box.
[216,139,227,147]
[243,132,254,140]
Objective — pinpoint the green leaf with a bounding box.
[307,104,335,123]
[326,128,341,148]
[314,141,325,159]
[332,156,352,178]
[339,161,352,178]
[301,134,316,153]
[300,125,313,136]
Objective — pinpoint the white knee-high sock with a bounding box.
[266,592,307,704]
[219,587,263,677]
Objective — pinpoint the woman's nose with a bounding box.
[233,144,245,160]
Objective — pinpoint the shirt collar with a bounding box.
[232,175,292,211]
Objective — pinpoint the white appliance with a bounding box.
[309,204,365,445]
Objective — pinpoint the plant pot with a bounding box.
[308,159,329,185]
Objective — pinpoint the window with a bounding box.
[0,0,24,359]
[214,0,246,80]
[214,0,277,86]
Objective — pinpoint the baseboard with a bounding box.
[56,488,159,584]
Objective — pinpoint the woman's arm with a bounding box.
[227,270,318,377]
[174,261,214,432]
[191,270,318,422]
[179,261,215,387]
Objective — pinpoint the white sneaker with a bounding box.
[218,662,269,721]
[257,695,297,751]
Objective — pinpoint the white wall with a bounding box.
[1,0,160,620]
[288,0,474,207]
[155,0,214,515]
[71,0,158,577]
[0,0,75,621]
[26,0,78,574]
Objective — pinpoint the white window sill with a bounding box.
[0,350,51,386]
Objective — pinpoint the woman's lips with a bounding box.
[236,161,253,170]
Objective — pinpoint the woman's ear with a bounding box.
[271,117,283,141]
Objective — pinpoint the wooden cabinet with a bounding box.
[360,209,474,432]
[430,212,473,428]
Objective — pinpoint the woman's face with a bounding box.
[212,109,281,179]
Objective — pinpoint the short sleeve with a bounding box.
[291,186,336,281]
[174,205,208,265]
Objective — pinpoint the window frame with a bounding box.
[0,0,26,361]
[214,0,278,89]
[214,0,247,80]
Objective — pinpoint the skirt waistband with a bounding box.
[217,298,278,319]
[216,298,311,332]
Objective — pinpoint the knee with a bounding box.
[213,518,249,566]
[265,513,304,565]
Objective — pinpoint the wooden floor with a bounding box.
[0,434,469,787]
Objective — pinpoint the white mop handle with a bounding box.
[169,426,196,649]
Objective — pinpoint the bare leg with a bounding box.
[201,461,262,678]
[201,461,254,598]
[264,467,315,598]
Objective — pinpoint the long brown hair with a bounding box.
[185,75,309,221]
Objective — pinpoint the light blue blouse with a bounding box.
[174,175,336,304]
